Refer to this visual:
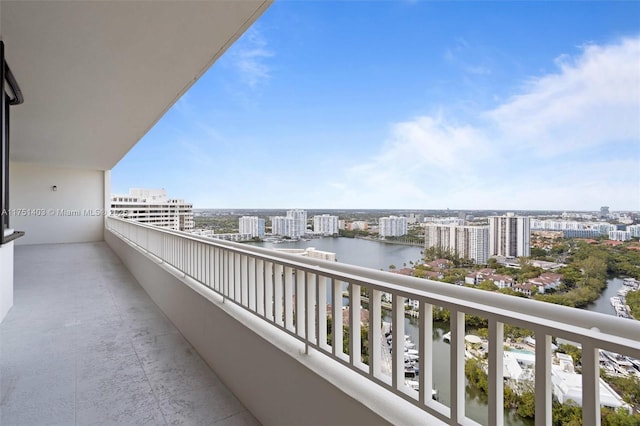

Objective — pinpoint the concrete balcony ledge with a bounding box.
[0,242,259,425]
[105,229,441,426]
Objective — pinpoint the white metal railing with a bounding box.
[106,217,640,426]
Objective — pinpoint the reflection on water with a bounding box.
[391,315,533,426]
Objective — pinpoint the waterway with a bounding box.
[248,237,622,426]
[584,277,627,316]
[252,237,424,271]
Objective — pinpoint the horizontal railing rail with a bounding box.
[106,216,640,426]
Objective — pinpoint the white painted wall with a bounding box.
[0,241,14,322]
[105,230,434,426]
[10,162,105,244]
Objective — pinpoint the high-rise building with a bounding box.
[239,216,265,238]
[488,213,530,258]
[313,214,339,236]
[627,224,640,238]
[111,188,193,231]
[600,206,610,218]
[271,209,308,238]
[424,224,489,264]
[379,216,408,237]
[286,209,308,237]
[272,216,296,238]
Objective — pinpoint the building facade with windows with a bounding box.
[425,224,489,264]
[488,214,530,258]
[239,216,265,238]
[626,224,640,238]
[271,216,295,238]
[379,216,408,237]
[286,209,308,237]
[111,188,193,232]
[313,214,339,236]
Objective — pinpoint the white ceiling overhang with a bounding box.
[2,0,271,170]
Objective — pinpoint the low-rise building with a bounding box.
[274,247,336,262]
[465,269,514,289]
[527,272,563,293]
[111,188,193,231]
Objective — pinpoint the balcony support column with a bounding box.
[535,333,552,426]
[419,302,433,406]
[582,342,601,426]
[369,289,382,379]
[391,294,405,390]
[349,283,361,366]
[488,319,504,426]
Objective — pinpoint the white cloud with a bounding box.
[231,27,274,88]
[338,36,640,210]
[488,36,640,155]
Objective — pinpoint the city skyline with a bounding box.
[111,2,640,211]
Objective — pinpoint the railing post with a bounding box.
[488,319,504,425]
[370,289,382,379]
[265,262,274,321]
[305,272,316,353]
[582,341,601,426]
[332,279,343,357]
[248,256,256,309]
[274,264,284,326]
[296,269,305,338]
[450,309,465,424]
[535,333,552,426]
[317,276,327,350]
[234,253,241,303]
[256,259,264,316]
[284,266,294,332]
[349,283,361,366]
[391,294,405,390]
[419,301,433,405]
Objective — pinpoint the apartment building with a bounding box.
[313,214,339,236]
[379,215,408,237]
[425,224,489,264]
[272,209,308,238]
[626,224,640,238]
[287,209,308,237]
[239,216,265,238]
[111,188,193,232]
[488,213,531,258]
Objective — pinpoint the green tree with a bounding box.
[478,280,498,291]
[516,391,536,418]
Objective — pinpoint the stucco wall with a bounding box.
[105,229,434,426]
[0,241,14,322]
[9,163,105,244]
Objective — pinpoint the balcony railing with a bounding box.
[106,216,640,426]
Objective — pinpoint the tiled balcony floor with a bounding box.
[0,242,260,426]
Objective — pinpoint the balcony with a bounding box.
[1,2,638,425]
[1,217,638,425]
[0,241,258,425]
[92,216,637,426]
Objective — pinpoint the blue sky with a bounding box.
[111,1,640,211]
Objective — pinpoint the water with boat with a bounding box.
[250,237,636,425]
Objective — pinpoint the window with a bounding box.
[1,41,24,244]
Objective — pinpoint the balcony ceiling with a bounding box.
[2,0,270,170]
